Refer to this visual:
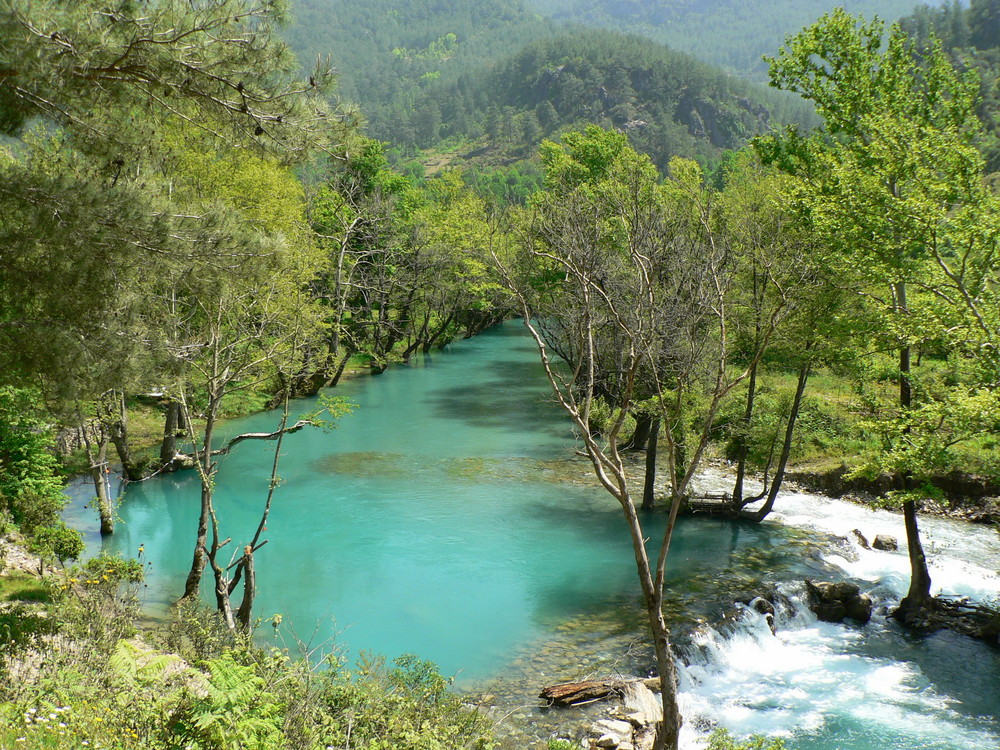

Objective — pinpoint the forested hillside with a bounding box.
[525,0,945,77]
[382,30,815,172]
[900,0,1000,172]
[285,0,556,117]
[4,3,1000,749]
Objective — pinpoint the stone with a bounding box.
[844,593,874,624]
[621,681,662,727]
[592,719,633,738]
[596,734,621,748]
[805,579,873,624]
[851,529,871,549]
[633,725,658,750]
[872,534,898,551]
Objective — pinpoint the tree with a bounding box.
[498,126,794,749]
[0,387,83,559]
[715,153,827,521]
[0,0,335,158]
[0,0,344,393]
[761,10,1000,621]
[970,0,1000,50]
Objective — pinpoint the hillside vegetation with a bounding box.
[385,30,815,171]
[525,0,946,77]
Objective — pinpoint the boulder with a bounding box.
[805,579,873,624]
[596,734,621,748]
[872,534,898,551]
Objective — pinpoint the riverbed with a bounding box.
[66,321,1000,749]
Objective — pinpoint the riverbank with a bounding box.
[785,463,1000,526]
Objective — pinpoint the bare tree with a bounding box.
[495,130,792,749]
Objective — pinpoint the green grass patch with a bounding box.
[0,573,53,604]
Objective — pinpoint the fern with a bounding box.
[180,652,285,750]
[110,640,183,682]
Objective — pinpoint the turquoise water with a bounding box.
[67,322,1000,748]
[80,323,785,680]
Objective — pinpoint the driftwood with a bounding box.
[540,677,660,707]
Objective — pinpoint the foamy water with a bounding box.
[677,473,1000,749]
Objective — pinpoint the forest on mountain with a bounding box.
[524,0,945,77]
[900,0,1000,172]
[376,30,816,171]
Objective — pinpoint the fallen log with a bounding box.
[540,677,660,707]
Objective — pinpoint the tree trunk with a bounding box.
[86,434,115,536]
[78,406,115,536]
[181,398,217,601]
[898,498,932,619]
[731,358,758,506]
[160,399,181,467]
[422,310,456,353]
[236,547,256,631]
[109,394,143,481]
[182,482,211,600]
[742,361,810,522]
[623,413,653,451]
[648,612,681,750]
[642,419,660,510]
[894,281,932,618]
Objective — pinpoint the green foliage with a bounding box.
[176,652,284,750]
[760,9,1000,492]
[76,552,144,586]
[0,387,68,534]
[463,161,544,205]
[390,29,811,168]
[707,728,785,750]
[0,578,496,750]
[26,524,84,567]
[527,0,927,80]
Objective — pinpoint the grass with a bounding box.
[0,573,53,604]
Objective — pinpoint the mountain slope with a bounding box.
[523,0,945,78]
[378,30,816,171]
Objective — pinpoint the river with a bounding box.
[65,321,1000,749]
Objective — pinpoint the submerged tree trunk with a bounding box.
[236,546,256,630]
[642,419,660,510]
[731,358,758,506]
[623,412,653,451]
[105,392,141,481]
[898,498,932,620]
[182,481,211,600]
[81,422,115,536]
[181,396,217,601]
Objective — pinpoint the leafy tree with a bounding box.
[501,126,798,749]
[760,10,1000,621]
[0,388,70,535]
